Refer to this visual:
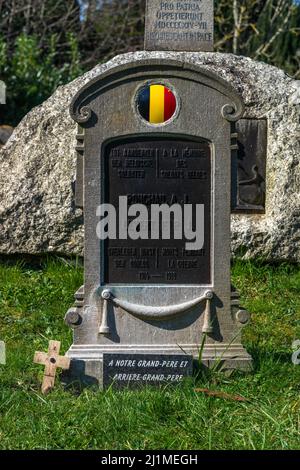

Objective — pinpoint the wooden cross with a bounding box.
[34,340,70,394]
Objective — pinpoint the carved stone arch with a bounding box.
[70,59,244,125]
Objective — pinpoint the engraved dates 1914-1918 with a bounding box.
[103,138,211,285]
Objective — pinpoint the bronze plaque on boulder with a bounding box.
[232,119,267,213]
[102,138,211,285]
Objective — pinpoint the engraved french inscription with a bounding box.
[103,353,193,389]
[103,137,211,284]
[145,0,214,52]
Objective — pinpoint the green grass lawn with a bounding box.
[0,258,300,450]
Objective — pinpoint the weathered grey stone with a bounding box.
[0,51,299,260]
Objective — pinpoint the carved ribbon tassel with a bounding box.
[99,290,111,335]
[202,292,214,334]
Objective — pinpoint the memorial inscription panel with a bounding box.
[145,0,214,52]
[103,138,211,285]
[103,353,193,389]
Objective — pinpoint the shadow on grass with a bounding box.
[247,347,293,370]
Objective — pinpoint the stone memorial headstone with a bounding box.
[63,2,252,388]
[65,56,252,387]
[145,0,214,51]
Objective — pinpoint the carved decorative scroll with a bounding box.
[222,104,242,122]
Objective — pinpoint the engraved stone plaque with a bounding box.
[103,353,193,389]
[144,0,214,52]
[103,137,211,285]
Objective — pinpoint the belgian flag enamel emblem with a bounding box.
[137,84,177,124]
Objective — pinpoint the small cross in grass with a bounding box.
[34,340,70,394]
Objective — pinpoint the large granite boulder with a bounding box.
[0,52,299,260]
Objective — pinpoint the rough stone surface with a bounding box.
[0,52,299,260]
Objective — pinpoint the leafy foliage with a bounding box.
[217,0,300,77]
[0,33,82,126]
